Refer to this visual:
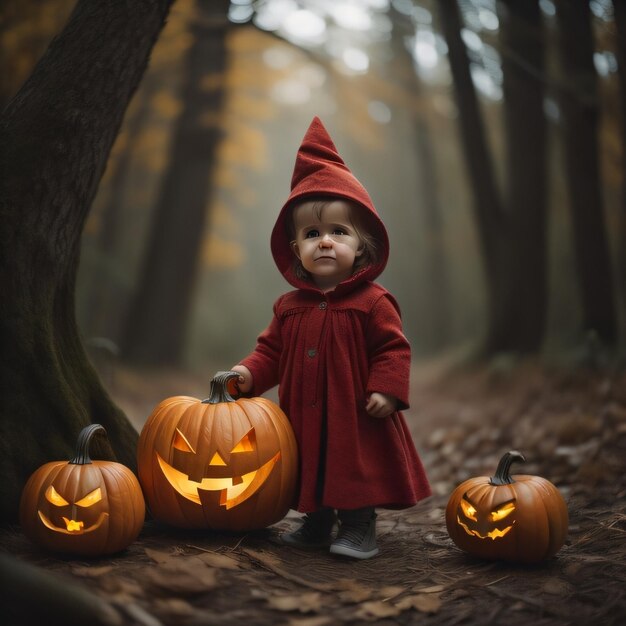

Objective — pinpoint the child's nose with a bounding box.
[319,234,333,247]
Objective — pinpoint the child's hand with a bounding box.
[230,365,253,393]
[366,392,397,418]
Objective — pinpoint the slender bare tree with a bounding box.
[611,0,626,345]
[556,1,616,345]
[120,0,231,365]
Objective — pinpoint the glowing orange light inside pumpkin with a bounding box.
[41,485,106,535]
[491,501,515,522]
[173,428,196,453]
[63,518,85,532]
[456,495,516,540]
[460,498,477,521]
[231,430,255,453]
[155,425,278,509]
[156,450,280,509]
[137,372,299,531]
[45,485,68,507]
[446,451,569,564]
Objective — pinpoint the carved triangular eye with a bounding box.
[76,487,102,508]
[460,497,477,522]
[45,485,69,507]
[231,428,255,453]
[491,500,516,521]
[173,428,196,453]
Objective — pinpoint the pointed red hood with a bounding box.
[270,117,389,290]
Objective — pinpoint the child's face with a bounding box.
[291,200,363,291]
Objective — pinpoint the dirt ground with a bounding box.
[2,357,626,626]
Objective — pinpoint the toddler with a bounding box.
[232,117,430,559]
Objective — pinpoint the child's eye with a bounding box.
[332,228,346,236]
[305,230,319,239]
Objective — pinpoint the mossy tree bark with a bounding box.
[0,0,175,523]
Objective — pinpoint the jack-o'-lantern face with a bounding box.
[20,424,145,557]
[456,493,516,540]
[156,425,280,510]
[445,451,569,564]
[38,481,108,534]
[137,371,299,531]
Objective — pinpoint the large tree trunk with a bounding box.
[556,1,616,344]
[120,0,231,365]
[612,0,626,346]
[438,0,504,352]
[0,0,76,107]
[0,0,174,524]
[440,0,548,354]
[494,0,547,351]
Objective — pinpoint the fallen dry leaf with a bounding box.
[152,597,196,617]
[241,548,332,592]
[335,579,373,603]
[99,576,145,599]
[267,592,322,613]
[395,592,442,614]
[241,547,283,569]
[144,547,179,565]
[541,579,573,596]
[356,600,402,620]
[71,565,114,578]
[287,617,333,626]
[143,556,220,595]
[377,585,405,601]
[195,550,241,570]
[414,584,446,594]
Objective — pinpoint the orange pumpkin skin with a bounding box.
[137,371,298,531]
[445,451,568,564]
[19,425,145,557]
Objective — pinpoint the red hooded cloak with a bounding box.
[240,117,431,512]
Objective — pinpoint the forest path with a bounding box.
[2,359,625,625]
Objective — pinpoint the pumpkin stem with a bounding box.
[490,450,526,485]
[202,371,241,404]
[69,424,108,465]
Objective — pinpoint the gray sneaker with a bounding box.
[330,508,378,559]
[280,508,336,548]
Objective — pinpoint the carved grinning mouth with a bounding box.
[37,510,108,534]
[456,515,515,540]
[156,451,280,510]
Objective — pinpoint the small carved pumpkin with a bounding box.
[19,424,145,556]
[137,371,298,530]
[445,451,568,564]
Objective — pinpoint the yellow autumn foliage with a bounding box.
[202,233,245,269]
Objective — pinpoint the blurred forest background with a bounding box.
[3,6,626,623]
[2,0,625,377]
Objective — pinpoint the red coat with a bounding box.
[240,117,431,511]
[240,280,431,512]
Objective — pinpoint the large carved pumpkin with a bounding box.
[137,371,298,530]
[445,451,568,564]
[19,424,145,556]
